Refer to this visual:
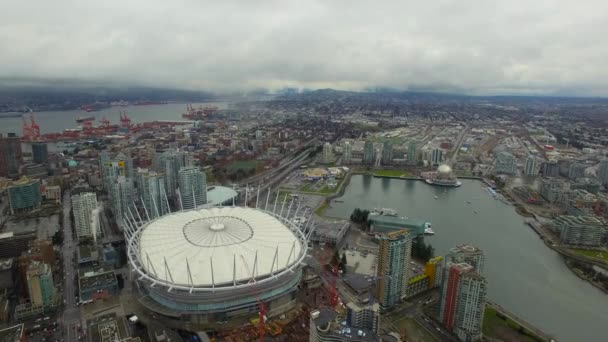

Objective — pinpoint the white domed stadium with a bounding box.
[126,206,308,323]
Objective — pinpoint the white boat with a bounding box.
[434,196,439,199]
[424,222,434,235]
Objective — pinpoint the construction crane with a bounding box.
[22,116,32,139]
[241,255,268,342]
[30,115,40,138]
[120,111,132,129]
[317,248,340,307]
[100,117,111,128]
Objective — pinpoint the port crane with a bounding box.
[120,111,132,129]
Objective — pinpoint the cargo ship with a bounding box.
[76,116,95,123]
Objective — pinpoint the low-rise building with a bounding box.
[78,269,119,302]
[367,214,428,236]
[554,215,606,247]
[310,308,378,341]
[42,185,61,203]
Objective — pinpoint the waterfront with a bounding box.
[325,175,608,342]
[0,102,226,135]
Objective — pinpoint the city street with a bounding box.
[61,190,81,342]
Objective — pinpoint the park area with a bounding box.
[372,169,413,177]
[483,307,548,342]
[571,248,608,261]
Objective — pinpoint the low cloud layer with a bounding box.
[1,0,607,95]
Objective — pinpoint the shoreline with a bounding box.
[319,173,608,294]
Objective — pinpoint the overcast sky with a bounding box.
[1,0,607,95]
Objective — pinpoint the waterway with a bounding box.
[0,102,226,135]
[325,175,607,342]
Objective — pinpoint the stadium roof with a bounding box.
[138,207,303,287]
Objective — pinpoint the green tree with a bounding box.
[332,250,340,266]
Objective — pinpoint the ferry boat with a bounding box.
[76,115,95,123]
[487,186,497,198]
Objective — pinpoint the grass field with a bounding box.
[483,307,544,342]
[571,248,608,261]
[226,160,260,172]
[389,317,438,342]
[373,169,412,177]
[315,201,329,216]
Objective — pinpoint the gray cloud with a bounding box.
[1,0,607,95]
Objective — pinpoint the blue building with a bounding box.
[368,214,428,236]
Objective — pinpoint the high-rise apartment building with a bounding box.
[495,152,517,175]
[541,160,559,178]
[109,176,135,226]
[554,215,606,247]
[0,133,22,179]
[139,171,170,218]
[375,229,412,308]
[382,141,393,165]
[178,167,207,210]
[568,162,587,180]
[26,261,55,308]
[598,159,608,185]
[446,244,485,275]
[343,141,352,164]
[71,192,99,239]
[439,263,487,342]
[408,140,417,163]
[524,155,538,177]
[322,142,333,164]
[157,150,187,197]
[31,143,48,165]
[363,141,375,165]
[100,152,134,191]
[431,148,443,166]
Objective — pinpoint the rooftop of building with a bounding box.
[79,245,99,261]
[8,177,38,187]
[556,215,605,226]
[345,250,376,276]
[367,214,427,228]
[0,230,36,240]
[343,273,373,294]
[451,244,483,254]
[79,269,117,289]
[311,308,378,341]
[0,324,24,342]
[135,206,304,287]
[87,313,130,342]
